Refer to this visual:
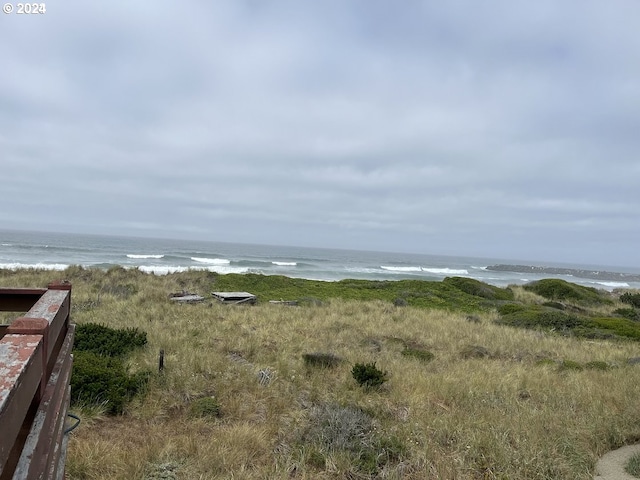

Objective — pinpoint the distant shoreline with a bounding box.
[486,264,640,283]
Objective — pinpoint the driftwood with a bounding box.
[169,291,205,303]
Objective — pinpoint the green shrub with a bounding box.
[559,360,584,371]
[497,303,527,315]
[620,292,640,308]
[401,347,434,362]
[72,323,150,414]
[189,397,221,418]
[71,351,150,414]
[74,323,147,357]
[589,317,640,340]
[585,361,611,371]
[535,358,557,367]
[523,279,611,305]
[302,352,342,368]
[443,277,514,301]
[393,297,408,307]
[614,308,639,321]
[497,308,585,332]
[352,362,388,389]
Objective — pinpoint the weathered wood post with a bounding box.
[158,349,165,373]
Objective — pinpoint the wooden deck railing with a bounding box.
[0,281,75,480]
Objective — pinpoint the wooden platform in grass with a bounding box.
[211,291,257,305]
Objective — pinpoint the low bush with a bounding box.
[523,279,612,305]
[614,308,639,321]
[443,277,514,301]
[189,397,221,419]
[620,292,640,309]
[71,351,150,414]
[352,362,388,389]
[589,317,640,341]
[559,360,584,371]
[74,323,147,357]
[401,347,434,362]
[497,303,527,315]
[72,323,150,414]
[585,361,611,371]
[497,308,586,332]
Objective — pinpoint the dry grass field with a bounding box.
[2,267,640,479]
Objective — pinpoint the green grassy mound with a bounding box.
[523,279,612,305]
[442,276,514,301]
[496,304,640,341]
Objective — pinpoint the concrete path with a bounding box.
[594,444,640,480]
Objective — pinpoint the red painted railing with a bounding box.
[0,281,75,480]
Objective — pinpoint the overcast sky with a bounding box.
[1,1,639,266]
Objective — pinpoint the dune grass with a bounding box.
[2,267,640,479]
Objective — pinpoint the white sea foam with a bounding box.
[421,268,469,275]
[138,265,189,275]
[1,243,12,246]
[595,281,630,288]
[0,262,69,271]
[127,254,165,259]
[139,264,251,275]
[346,267,384,274]
[191,257,230,265]
[272,261,297,266]
[380,266,422,272]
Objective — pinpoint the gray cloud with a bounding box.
[1,0,639,266]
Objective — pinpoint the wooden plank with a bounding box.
[25,290,70,361]
[169,295,205,303]
[212,292,257,304]
[11,290,70,376]
[0,335,44,473]
[14,325,74,480]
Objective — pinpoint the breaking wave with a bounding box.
[0,262,69,271]
[380,266,422,272]
[593,281,630,288]
[381,266,469,275]
[191,257,231,265]
[138,264,252,275]
[422,267,469,275]
[272,261,297,266]
[126,254,165,259]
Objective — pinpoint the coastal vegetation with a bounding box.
[1,267,640,479]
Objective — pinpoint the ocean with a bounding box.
[1,229,639,291]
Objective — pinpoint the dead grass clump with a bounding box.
[460,344,492,359]
[295,403,406,475]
